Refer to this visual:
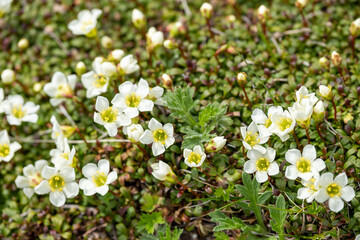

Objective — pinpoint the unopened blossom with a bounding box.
[151,160,176,183]
[2,95,39,125]
[297,176,320,203]
[18,38,29,50]
[184,145,206,168]
[164,39,178,50]
[123,124,144,142]
[50,115,76,144]
[139,118,175,156]
[68,9,102,37]
[167,21,186,37]
[132,8,146,29]
[79,159,118,196]
[44,72,77,106]
[237,72,247,86]
[268,109,296,141]
[331,51,342,66]
[319,85,333,100]
[285,144,325,181]
[101,35,113,49]
[295,0,308,10]
[94,96,132,137]
[244,148,279,183]
[109,49,125,62]
[313,101,325,122]
[315,172,355,212]
[200,2,213,19]
[75,61,86,76]
[161,73,172,89]
[241,122,268,154]
[117,54,140,75]
[112,79,154,118]
[0,130,21,162]
[251,106,283,138]
[35,166,79,207]
[147,27,164,50]
[205,136,226,153]
[15,160,47,198]
[257,5,269,23]
[350,18,360,37]
[295,86,318,106]
[1,69,15,84]
[0,0,12,17]
[50,138,76,169]
[319,57,330,69]
[148,86,165,105]
[288,98,314,129]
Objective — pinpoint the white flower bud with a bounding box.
[313,100,325,122]
[101,36,113,49]
[109,49,125,62]
[163,39,178,49]
[33,83,43,93]
[237,72,247,86]
[161,73,172,89]
[295,0,308,10]
[1,69,15,84]
[151,161,176,183]
[17,38,29,50]
[147,27,164,49]
[124,124,144,142]
[350,18,360,37]
[200,2,213,19]
[319,57,329,69]
[76,61,86,76]
[319,85,333,100]
[101,62,117,77]
[257,5,269,23]
[132,8,146,29]
[331,51,342,67]
[205,136,226,153]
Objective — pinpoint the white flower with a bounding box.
[244,148,279,183]
[285,144,325,181]
[139,118,175,156]
[94,96,132,137]
[0,0,12,16]
[297,176,320,203]
[50,116,76,146]
[200,2,213,18]
[123,124,144,142]
[2,95,39,125]
[295,86,318,106]
[117,54,140,75]
[205,136,227,152]
[148,86,165,106]
[0,130,21,162]
[112,79,154,118]
[44,72,77,106]
[132,8,146,29]
[251,106,283,138]
[313,100,325,122]
[356,235,360,240]
[15,160,47,198]
[319,85,333,100]
[268,108,296,141]
[68,9,102,37]
[109,49,125,62]
[1,69,15,84]
[79,159,117,196]
[150,160,176,183]
[315,172,355,212]
[147,27,164,49]
[35,166,79,207]
[184,145,206,168]
[50,138,76,169]
[241,122,268,154]
[288,98,314,128]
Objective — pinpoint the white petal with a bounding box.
[329,197,344,213]
[136,78,150,98]
[319,172,334,187]
[311,159,325,172]
[96,185,109,196]
[34,180,51,194]
[118,81,134,96]
[314,188,329,203]
[340,186,355,202]
[139,130,154,144]
[41,166,57,179]
[98,159,110,175]
[104,123,118,137]
[152,142,165,156]
[183,149,192,158]
[247,149,263,162]
[49,191,66,207]
[60,167,75,181]
[302,144,317,161]
[82,163,98,179]
[138,99,154,112]
[334,172,348,187]
[163,123,174,137]
[23,165,36,177]
[164,137,175,148]
[253,145,266,154]
[285,165,298,180]
[123,107,139,118]
[15,176,30,188]
[297,187,311,199]
[298,172,313,181]
[95,96,109,112]
[150,87,164,98]
[148,118,162,131]
[79,179,94,190]
[106,171,118,184]
[23,188,34,198]
[244,160,256,174]
[267,162,279,176]
[285,149,301,164]
[264,148,276,162]
[63,182,79,198]
[251,109,267,124]
[255,171,268,183]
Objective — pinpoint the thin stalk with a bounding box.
[330,98,337,122]
[241,85,252,107]
[76,128,92,149]
[299,10,308,27]
[254,204,266,230]
[351,35,356,60]
[316,123,326,143]
[176,178,199,197]
[292,131,301,149]
[206,18,215,40]
[305,128,311,144]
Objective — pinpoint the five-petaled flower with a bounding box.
[184,145,206,168]
[0,130,21,162]
[68,9,102,38]
[2,95,39,125]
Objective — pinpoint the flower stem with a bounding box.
[351,35,356,60]
[241,85,252,107]
[176,178,199,197]
[330,98,337,122]
[305,128,311,144]
[316,123,326,143]
[292,131,301,149]
[76,128,92,149]
[206,18,215,40]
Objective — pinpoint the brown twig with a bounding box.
[330,98,338,122]
[305,128,311,144]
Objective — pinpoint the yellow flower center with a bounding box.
[327,183,341,198]
[126,93,141,108]
[29,173,43,188]
[49,175,65,192]
[93,74,108,88]
[296,157,311,173]
[12,105,25,119]
[277,117,292,131]
[0,144,10,157]
[60,152,69,160]
[92,171,107,187]
[100,107,118,123]
[153,129,167,145]
[264,118,272,128]
[256,157,270,171]
[245,131,260,147]
[305,178,317,191]
[56,84,72,97]
[188,152,202,165]
[81,19,94,31]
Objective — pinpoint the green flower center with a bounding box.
[277,117,292,131]
[0,144,10,157]
[49,175,65,192]
[126,93,141,108]
[296,157,311,173]
[92,171,107,187]
[153,129,167,145]
[93,74,108,88]
[56,84,72,97]
[327,183,341,198]
[100,107,118,123]
[264,118,272,128]
[188,152,201,165]
[256,157,270,171]
[60,152,69,160]
[245,131,259,147]
[12,105,25,119]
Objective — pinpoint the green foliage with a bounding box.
[209,210,247,232]
[137,212,165,234]
[214,184,234,202]
[141,193,161,213]
[269,195,287,239]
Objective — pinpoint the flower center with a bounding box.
[264,118,272,128]
[93,74,108,88]
[245,131,260,147]
[305,178,317,191]
[0,144,10,157]
[100,107,118,123]
[49,175,65,192]
[92,171,107,187]
[56,84,72,97]
[12,105,25,119]
[126,93,141,108]
[29,173,43,188]
[256,157,270,171]
[296,157,311,173]
[277,117,292,131]
[81,19,94,31]
[153,129,167,145]
[188,152,201,164]
[60,152,69,160]
[327,183,341,197]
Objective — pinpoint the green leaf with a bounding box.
[158,225,183,240]
[258,191,272,204]
[209,210,247,232]
[141,193,160,213]
[269,194,287,235]
[198,103,232,132]
[137,212,165,234]
[214,184,234,202]
[214,232,230,240]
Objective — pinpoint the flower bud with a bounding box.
[331,51,342,67]
[319,57,329,69]
[124,124,144,142]
[147,27,164,50]
[295,0,308,10]
[167,21,186,37]
[161,73,172,89]
[151,161,176,183]
[17,38,29,50]
[61,126,77,138]
[350,18,360,37]
[109,49,125,62]
[33,82,43,92]
[1,69,15,84]
[132,8,146,29]
[237,72,247,86]
[205,136,226,153]
[164,39,178,50]
[257,5,269,23]
[343,113,354,124]
[225,15,236,24]
[224,169,242,182]
[101,36,113,49]
[313,100,325,122]
[319,85,333,100]
[75,61,86,76]
[101,62,117,77]
[200,2,213,19]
